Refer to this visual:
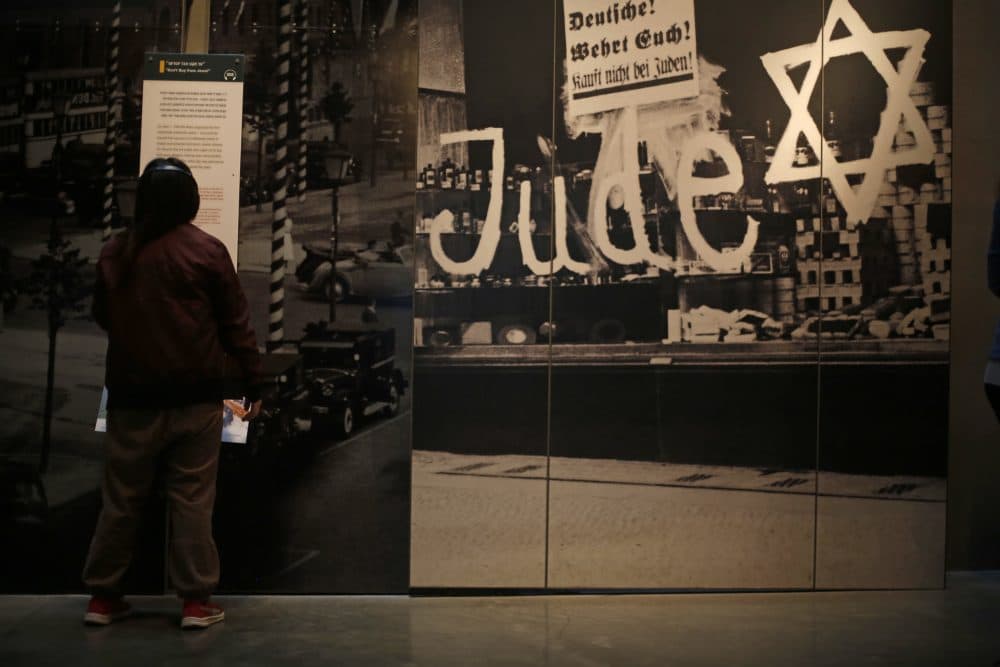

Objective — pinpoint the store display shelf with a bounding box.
[414,339,948,368]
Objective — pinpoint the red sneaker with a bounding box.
[180,599,225,629]
[83,596,132,626]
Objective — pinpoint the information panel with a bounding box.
[139,52,245,264]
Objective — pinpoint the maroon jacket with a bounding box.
[94,223,262,408]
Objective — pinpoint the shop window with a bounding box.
[0,125,20,146]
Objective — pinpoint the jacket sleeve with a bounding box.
[989,201,1000,298]
[209,242,263,401]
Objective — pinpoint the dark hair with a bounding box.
[125,157,199,263]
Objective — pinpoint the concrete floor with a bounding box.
[2,573,999,666]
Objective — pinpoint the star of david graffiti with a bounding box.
[761,0,935,225]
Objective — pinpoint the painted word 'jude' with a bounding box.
[428,124,759,277]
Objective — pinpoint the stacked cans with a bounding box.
[878,81,953,292]
[773,276,797,323]
[793,216,863,313]
[911,80,952,204]
[890,203,919,285]
[914,203,952,341]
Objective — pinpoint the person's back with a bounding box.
[97,222,258,408]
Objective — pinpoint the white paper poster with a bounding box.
[563,0,699,117]
[95,388,251,444]
[139,53,245,265]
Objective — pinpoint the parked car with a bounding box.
[297,323,407,437]
[247,353,314,454]
[306,148,363,188]
[295,241,413,302]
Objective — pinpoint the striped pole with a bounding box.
[296,0,308,203]
[270,0,293,347]
[101,0,121,243]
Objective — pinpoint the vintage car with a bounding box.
[295,241,413,302]
[247,353,313,451]
[306,149,363,188]
[297,323,407,437]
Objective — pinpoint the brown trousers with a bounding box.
[83,402,222,600]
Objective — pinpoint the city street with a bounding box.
[411,451,947,590]
[0,169,416,593]
[216,411,411,594]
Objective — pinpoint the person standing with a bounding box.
[986,187,1000,420]
[82,158,262,630]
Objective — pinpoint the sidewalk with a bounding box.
[4,216,105,263]
[0,326,107,509]
[0,325,106,455]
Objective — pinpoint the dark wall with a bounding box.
[947,0,1000,571]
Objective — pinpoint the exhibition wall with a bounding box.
[0,0,974,595]
[411,0,952,590]
[947,0,1000,571]
[0,0,418,595]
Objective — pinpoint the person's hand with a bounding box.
[223,399,248,420]
[243,400,262,421]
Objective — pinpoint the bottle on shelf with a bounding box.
[425,163,437,189]
[825,110,842,160]
[794,130,815,166]
[457,165,468,190]
[764,119,776,164]
[442,160,454,189]
[767,184,782,213]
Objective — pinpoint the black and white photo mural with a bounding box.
[0,0,183,594]
[0,0,418,595]
[206,0,418,595]
[411,0,950,589]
